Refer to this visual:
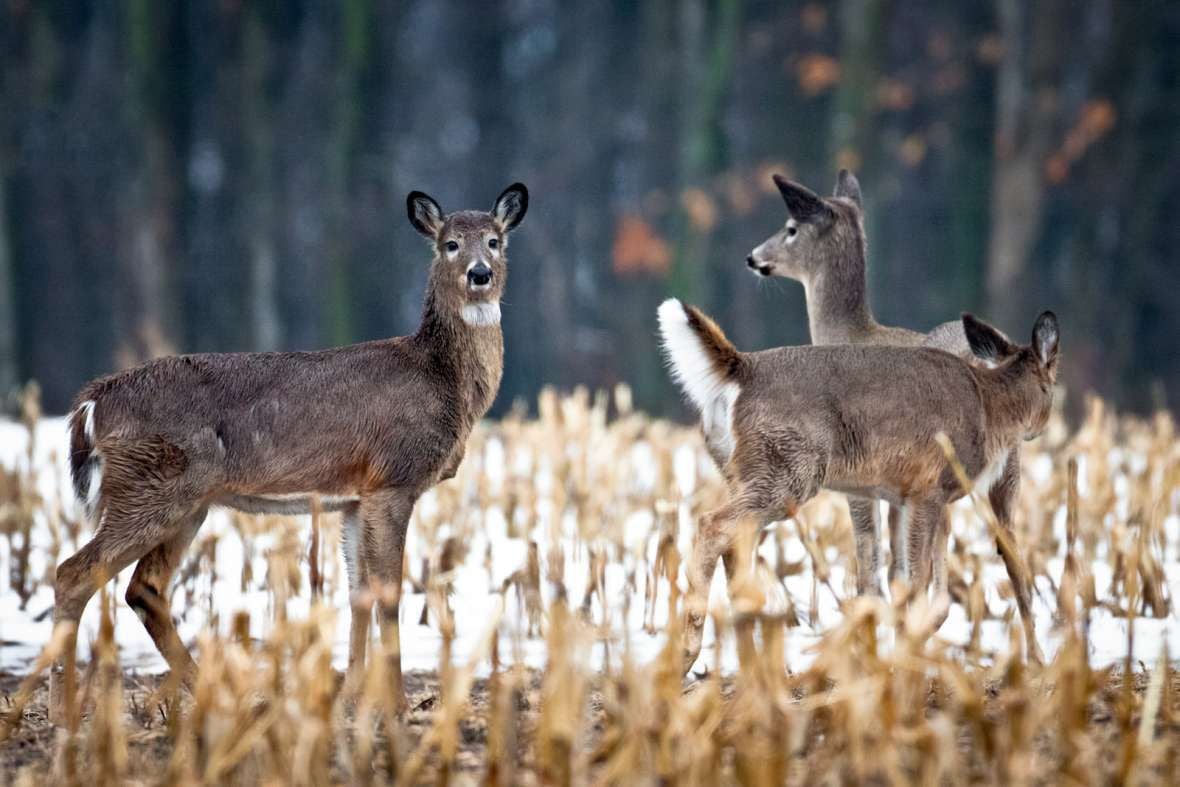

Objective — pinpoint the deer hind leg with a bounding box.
[848,497,884,596]
[683,427,825,675]
[124,506,208,685]
[988,449,1042,662]
[360,489,416,714]
[50,534,155,725]
[50,499,184,725]
[50,433,207,725]
[886,504,906,586]
[683,500,748,675]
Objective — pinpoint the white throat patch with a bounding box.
[973,447,1011,495]
[461,302,501,327]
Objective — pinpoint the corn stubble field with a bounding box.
[0,384,1178,785]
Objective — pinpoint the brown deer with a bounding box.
[746,170,1024,607]
[50,183,528,722]
[657,298,1057,672]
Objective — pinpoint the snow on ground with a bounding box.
[1,416,1177,678]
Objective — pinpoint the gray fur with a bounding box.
[660,301,1057,672]
[747,171,1023,599]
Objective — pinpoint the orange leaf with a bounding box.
[612,215,671,277]
[796,54,841,96]
[680,188,717,232]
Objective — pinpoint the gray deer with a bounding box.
[746,171,1027,609]
[658,298,1057,672]
[51,183,528,722]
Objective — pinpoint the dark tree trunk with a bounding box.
[0,158,16,398]
[985,0,1068,331]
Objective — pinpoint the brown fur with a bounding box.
[49,183,529,722]
[663,300,1058,672]
[683,305,749,384]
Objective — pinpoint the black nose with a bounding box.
[746,255,757,268]
[468,263,492,287]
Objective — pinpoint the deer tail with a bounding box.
[68,398,101,516]
[657,298,748,412]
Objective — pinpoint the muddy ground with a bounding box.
[2,669,1177,784]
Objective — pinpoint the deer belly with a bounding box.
[825,481,905,507]
[217,492,359,515]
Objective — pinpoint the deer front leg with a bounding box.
[905,500,950,630]
[438,445,465,482]
[886,504,906,586]
[928,505,951,630]
[340,503,370,695]
[989,449,1043,663]
[360,489,416,714]
[848,497,884,596]
[906,505,934,597]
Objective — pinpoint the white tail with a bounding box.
[658,298,730,413]
[657,297,745,467]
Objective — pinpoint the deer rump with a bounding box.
[67,344,460,522]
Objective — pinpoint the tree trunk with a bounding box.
[985,0,1066,330]
[242,8,281,352]
[669,0,742,309]
[831,0,891,319]
[117,0,184,365]
[0,158,16,397]
[831,0,890,171]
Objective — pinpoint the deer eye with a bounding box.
[786,225,798,238]
[487,237,499,250]
[445,240,459,253]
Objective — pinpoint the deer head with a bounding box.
[746,171,864,282]
[962,310,1060,440]
[408,183,529,326]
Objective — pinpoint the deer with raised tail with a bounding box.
[747,170,1029,612]
[50,183,528,723]
[657,298,1057,673]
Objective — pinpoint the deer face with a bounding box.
[408,184,529,321]
[746,172,862,282]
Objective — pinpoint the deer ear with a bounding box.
[833,169,862,209]
[407,191,444,239]
[493,183,529,232]
[962,313,1017,363]
[1031,311,1059,368]
[773,174,832,224]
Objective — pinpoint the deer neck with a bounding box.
[973,363,1036,454]
[802,252,875,345]
[415,286,504,417]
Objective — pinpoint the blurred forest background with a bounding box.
[0,1,1177,418]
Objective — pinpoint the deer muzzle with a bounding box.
[746,255,772,276]
[467,262,493,289]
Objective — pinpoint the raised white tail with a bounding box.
[657,298,747,465]
[657,298,745,412]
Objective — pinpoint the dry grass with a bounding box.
[1,384,1178,785]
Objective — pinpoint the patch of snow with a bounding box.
[0,417,1176,679]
